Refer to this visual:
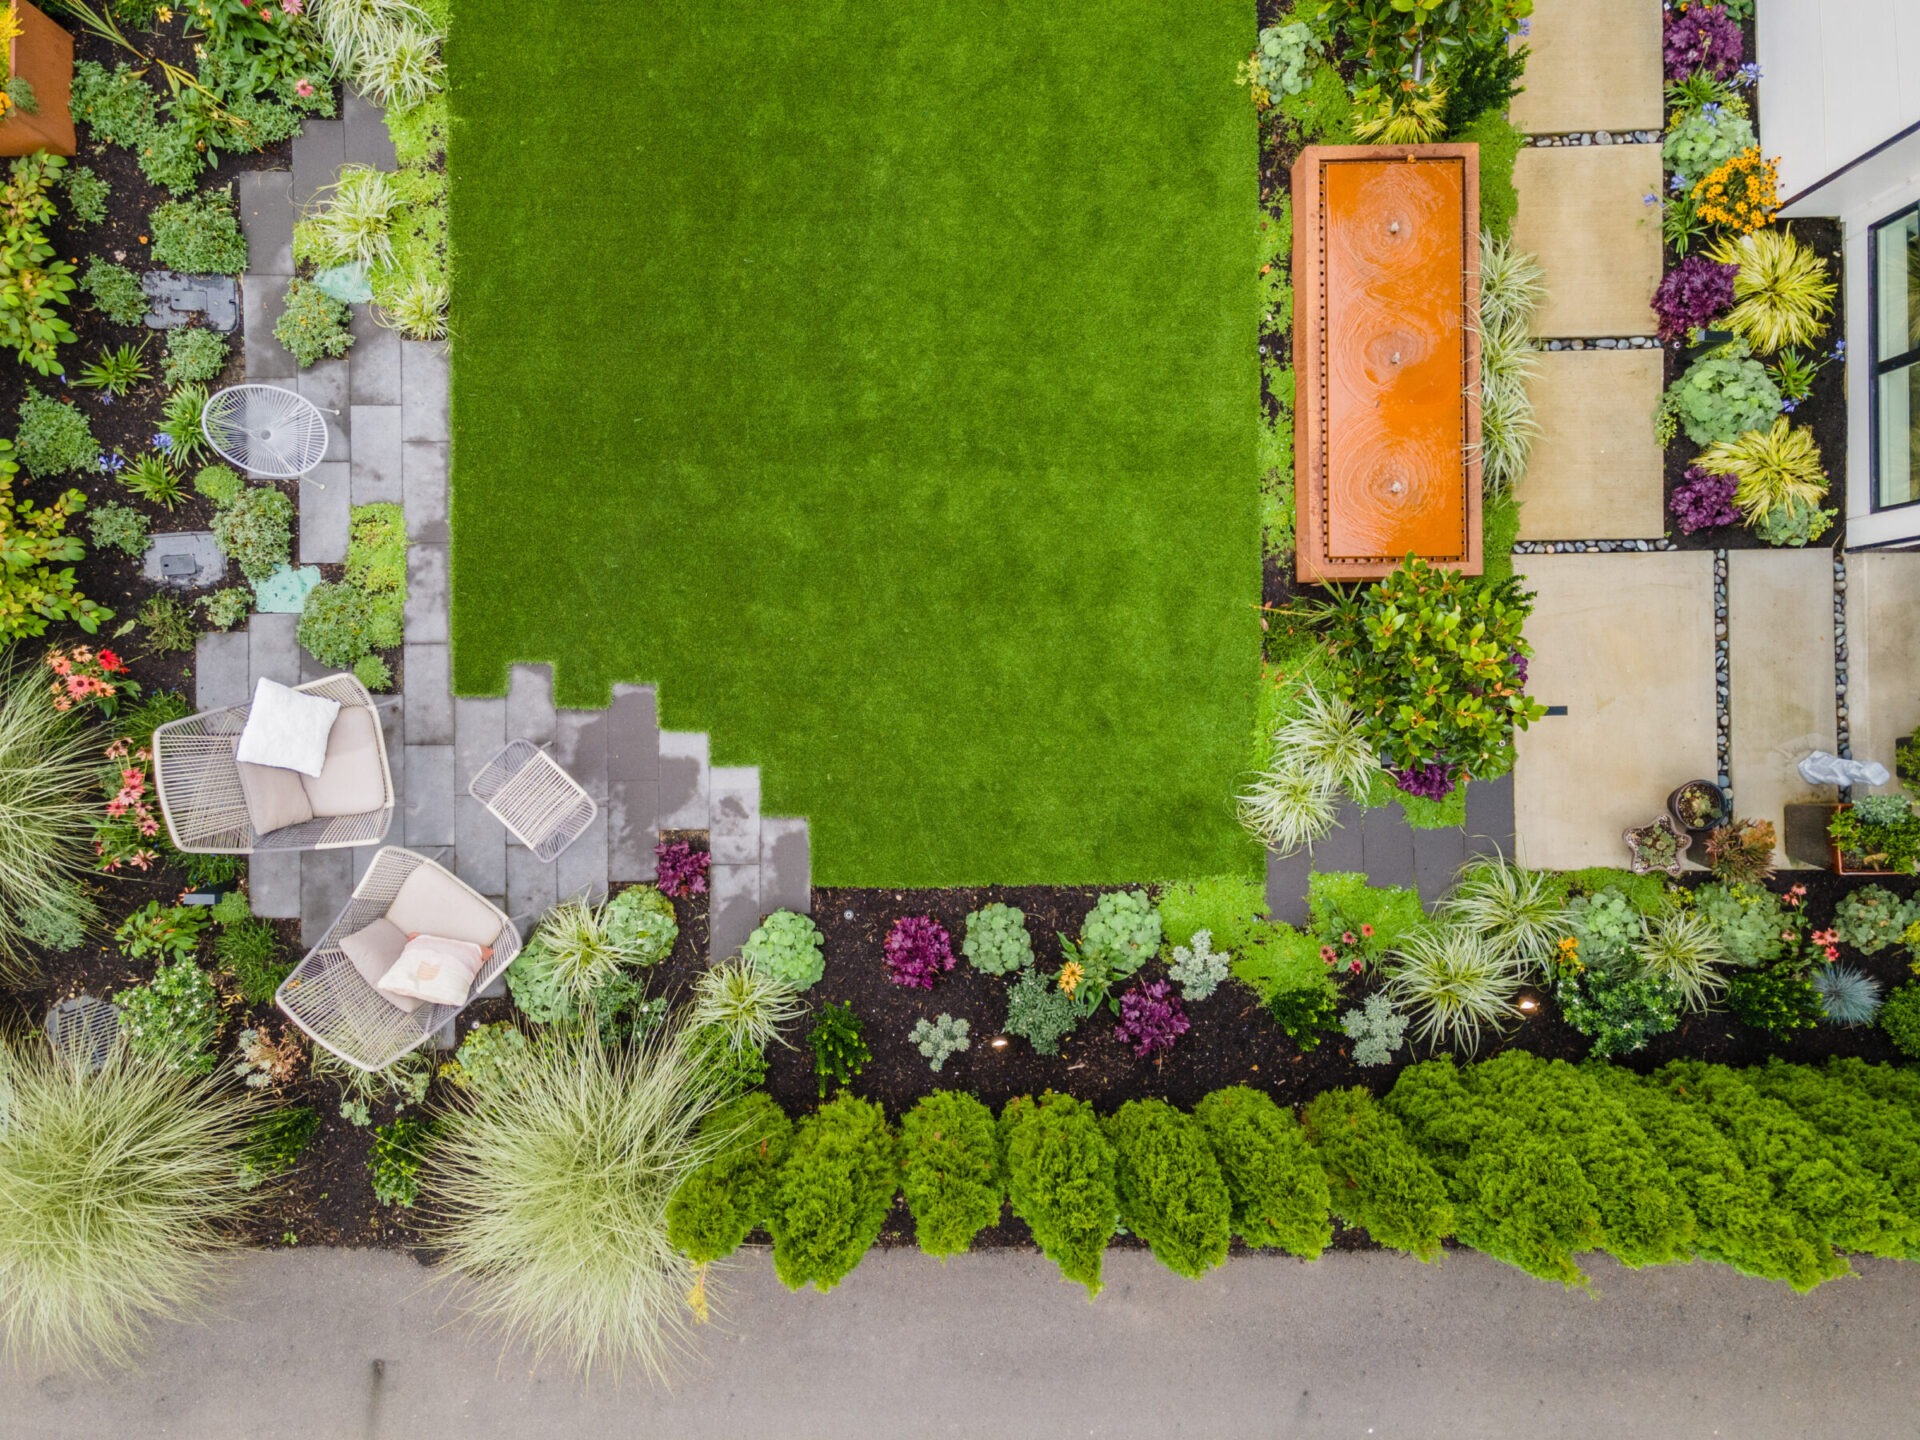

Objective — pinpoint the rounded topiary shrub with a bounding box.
[766,1094,897,1292]
[1193,1085,1331,1258]
[1102,1098,1231,1280]
[899,1090,1002,1258]
[297,582,381,669]
[1881,984,1920,1059]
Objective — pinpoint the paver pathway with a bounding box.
[205,97,811,1000]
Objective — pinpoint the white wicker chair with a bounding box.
[276,847,522,1070]
[152,673,394,854]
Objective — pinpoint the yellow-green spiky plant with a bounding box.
[1709,227,1837,354]
[1695,416,1827,522]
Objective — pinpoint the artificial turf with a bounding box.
[446,0,1261,886]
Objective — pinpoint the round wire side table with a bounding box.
[201,384,331,478]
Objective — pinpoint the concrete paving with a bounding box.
[1511,144,1665,339]
[1508,0,1663,136]
[1516,348,1666,539]
[7,1247,1920,1439]
[1847,552,1920,796]
[1727,550,1838,865]
[1513,552,1718,868]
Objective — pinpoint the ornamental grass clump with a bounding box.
[1440,857,1569,976]
[1237,760,1337,854]
[426,1027,731,1382]
[1476,233,1543,496]
[1696,417,1827,525]
[1269,680,1378,801]
[0,663,101,982]
[899,1091,1003,1259]
[1103,1099,1231,1280]
[1192,1086,1330,1257]
[1384,925,1525,1054]
[688,956,806,1057]
[1631,909,1733,1012]
[883,914,955,989]
[1709,228,1836,354]
[766,1093,898,1293]
[1001,1092,1119,1296]
[0,1039,256,1369]
[1811,965,1883,1027]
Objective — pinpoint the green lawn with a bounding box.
[446,0,1261,886]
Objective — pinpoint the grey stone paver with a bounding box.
[349,404,403,504]
[235,170,294,277]
[1465,772,1516,859]
[195,631,250,710]
[607,779,659,883]
[347,306,402,404]
[404,544,449,643]
[1412,824,1468,906]
[709,765,760,865]
[341,89,400,172]
[402,744,456,847]
[402,642,452,744]
[658,730,710,829]
[555,809,610,904]
[607,684,658,777]
[248,851,300,919]
[1360,805,1416,889]
[299,847,354,946]
[297,462,350,563]
[240,276,294,380]
[400,341,450,442]
[554,708,610,800]
[1264,845,1312,927]
[455,794,508,897]
[760,817,811,914]
[505,664,557,745]
[453,694,507,774]
[247,613,302,691]
[1310,798,1365,873]
[294,358,351,465]
[402,442,448,543]
[506,841,559,923]
[290,118,345,208]
[710,862,762,958]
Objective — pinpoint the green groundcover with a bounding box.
[446,0,1261,885]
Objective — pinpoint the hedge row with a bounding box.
[665,1056,1920,1295]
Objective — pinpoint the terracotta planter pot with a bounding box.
[1806,802,1911,876]
[0,1,74,159]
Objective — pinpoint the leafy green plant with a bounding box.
[1751,493,1836,548]
[1662,100,1755,186]
[352,652,394,691]
[909,1013,970,1073]
[1566,887,1647,964]
[79,256,147,326]
[0,436,106,642]
[61,164,109,226]
[199,586,253,630]
[161,326,230,386]
[147,190,249,274]
[1656,348,1781,447]
[1553,957,1684,1058]
[767,1093,897,1293]
[0,153,77,373]
[1239,21,1320,107]
[1167,928,1230,1002]
[121,452,184,508]
[440,1021,536,1096]
[214,915,289,1004]
[157,384,209,463]
[1309,871,1428,972]
[15,389,99,478]
[688,955,806,1056]
[1192,1086,1330,1257]
[740,909,826,990]
[665,1091,793,1263]
[899,1090,1002,1259]
[296,582,382,669]
[1103,1099,1231,1280]
[1385,925,1524,1053]
[1001,1091,1119,1296]
[76,341,151,398]
[425,1027,731,1381]
[1079,890,1161,980]
[211,484,294,582]
[114,899,209,963]
[806,1000,870,1096]
[1725,965,1823,1037]
[273,279,355,368]
[370,1115,436,1207]
[961,901,1032,975]
[113,957,222,1074]
[1300,1085,1453,1259]
[1709,227,1836,354]
[1833,886,1918,953]
[1342,991,1409,1066]
[1002,967,1082,1055]
[0,1039,257,1367]
[1881,984,1920,1058]
[1829,796,1920,873]
[1691,881,1789,965]
[137,594,198,654]
[235,1104,319,1190]
[86,500,149,558]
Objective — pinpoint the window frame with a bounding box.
[1869,201,1920,514]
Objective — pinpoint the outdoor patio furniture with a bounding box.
[469,738,597,862]
[152,673,394,855]
[201,384,332,477]
[276,846,522,1070]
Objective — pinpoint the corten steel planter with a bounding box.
[0,1,74,159]
[1291,143,1482,583]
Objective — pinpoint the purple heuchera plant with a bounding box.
[1113,980,1189,1058]
[1664,3,1743,81]
[653,840,710,898]
[1670,466,1740,534]
[1390,761,1456,801]
[884,915,955,989]
[1651,256,1739,341]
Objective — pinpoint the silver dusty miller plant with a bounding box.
[1167,928,1231,1002]
[1342,992,1409,1067]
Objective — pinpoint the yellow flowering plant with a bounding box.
[1694,147,1780,236]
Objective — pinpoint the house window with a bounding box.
[1872,205,1920,510]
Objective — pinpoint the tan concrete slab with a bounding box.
[1513,145,1664,338]
[1517,348,1665,539]
[1847,552,1920,796]
[1509,0,1663,136]
[1727,550,1836,868]
[1514,552,1717,869]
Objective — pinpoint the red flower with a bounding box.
[97,649,123,671]
[1360,923,1374,938]
[1318,945,1337,964]
[1341,931,1356,945]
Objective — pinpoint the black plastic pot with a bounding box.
[1668,779,1726,837]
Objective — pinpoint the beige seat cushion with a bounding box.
[385,863,504,949]
[299,707,387,818]
[375,934,488,1008]
[338,917,417,1012]
[237,760,315,837]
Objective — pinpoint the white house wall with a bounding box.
[1759,0,1920,206]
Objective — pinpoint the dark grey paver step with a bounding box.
[236,170,294,278]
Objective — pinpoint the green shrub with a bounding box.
[1000,1092,1118,1296]
[1746,1060,1920,1231]
[87,500,149,558]
[236,1105,319,1190]
[16,388,98,478]
[114,957,222,1075]
[0,153,76,375]
[1156,873,1267,952]
[297,582,382,668]
[1276,61,1354,144]
[1833,885,1919,952]
[274,280,355,367]
[1663,102,1757,187]
[961,901,1032,975]
[147,191,248,275]
[1552,960,1684,1058]
[900,1090,1003,1259]
[1690,881,1789,965]
[664,1092,793,1264]
[80,257,148,326]
[1308,870,1427,968]
[1002,967,1082,1056]
[370,1115,435,1207]
[192,463,244,506]
[1102,1099,1230,1280]
[0,438,106,643]
[353,651,394,691]
[439,1021,536,1096]
[1724,965,1822,1037]
[1457,107,1523,239]
[346,501,407,593]
[1300,1086,1452,1260]
[138,594,197,653]
[61,164,109,226]
[162,326,230,386]
[1233,921,1342,1046]
[767,1094,897,1293]
[0,1039,256,1367]
[214,916,289,1004]
[1077,889,1161,981]
[1193,1086,1330,1258]
[1881,984,1920,1058]
[807,1000,870,1096]
[211,484,294,583]
[199,586,252,630]
[740,909,826,990]
[1657,349,1781,447]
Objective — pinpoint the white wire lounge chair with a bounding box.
[152,673,394,855]
[277,846,522,1070]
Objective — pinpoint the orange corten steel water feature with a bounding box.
[1292,144,1482,582]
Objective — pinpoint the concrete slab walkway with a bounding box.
[1508,0,1664,136]
[1511,144,1665,339]
[1516,348,1666,539]
[7,1247,1919,1440]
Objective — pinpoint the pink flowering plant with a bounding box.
[44,644,136,716]
[93,736,164,873]
[883,914,954,989]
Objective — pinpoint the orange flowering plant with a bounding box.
[44,643,137,716]
[1694,147,1780,235]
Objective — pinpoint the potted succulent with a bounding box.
[1668,778,1726,837]
[1827,795,1920,876]
[1625,815,1690,876]
[0,2,74,159]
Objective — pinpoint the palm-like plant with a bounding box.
[1696,416,1826,522]
[1270,681,1378,802]
[1384,925,1525,1054]
[426,1027,732,1381]
[1631,909,1733,1012]
[1440,857,1568,975]
[1709,227,1837,354]
[0,1039,256,1369]
[0,662,102,982]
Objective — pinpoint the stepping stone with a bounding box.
[402,744,456,847]
[252,563,323,613]
[1360,806,1415,890]
[710,862,763,960]
[240,275,296,381]
[1516,349,1665,539]
[405,544,449,644]
[658,730,710,829]
[506,841,559,924]
[1310,797,1365,874]
[1465,772,1516,859]
[250,851,300,919]
[291,118,345,209]
[300,848,354,947]
[1512,552,1717,867]
[710,765,760,865]
[349,305,402,406]
[298,462,350,563]
[760,817,810,914]
[195,630,250,710]
[608,779,660,883]
[1412,825,1468,906]
[505,663,556,744]
[236,170,295,278]
[248,612,301,692]
[606,684,658,779]
[402,441,448,543]
[1728,550,1836,868]
[1848,554,1920,796]
[342,89,400,172]
[1264,844,1311,927]
[295,359,351,465]
[555,808,609,905]
[1511,144,1664,338]
[402,642,452,745]
[141,272,238,332]
[1508,0,1662,136]
[140,531,226,589]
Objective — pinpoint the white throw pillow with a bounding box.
[374,934,488,1009]
[234,678,341,778]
